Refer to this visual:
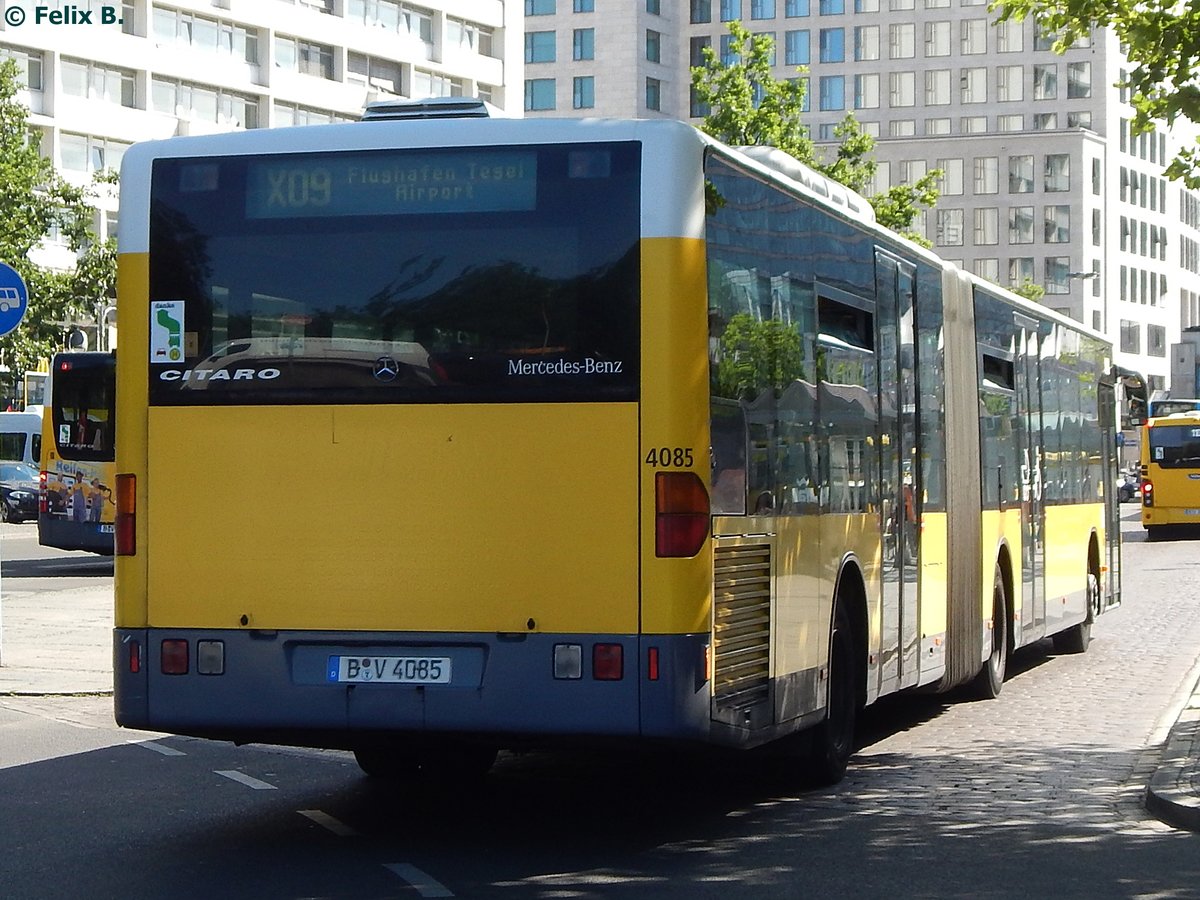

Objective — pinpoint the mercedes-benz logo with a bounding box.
[373,356,399,382]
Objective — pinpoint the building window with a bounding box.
[820,28,845,62]
[996,18,1023,52]
[347,53,403,95]
[997,65,1024,102]
[1045,257,1071,294]
[576,0,596,10]
[960,19,987,54]
[1033,64,1057,100]
[61,58,136,107]
[1009,257,1034,288]
[720,34,739,65]
[819,0,844,12]
[961,116,987,133]
[1034,113,1058,129]
[0,46,44,91]
[751,0,776,17]
[1009,155,1034,192]
[59,132,131,174]
[526,0,555,13]
[936,208,964,246]
[412,68,464,98]
[925,69,951,105]
[272,103,352,127]
[1093,209,1102,246]
[974,157,999,193]
[1009,206,1035,244]
[647,0,661,12]
[961,67,987,103]
[690,0,712,21]
[975,258,1000,281]
[890,119,916,136]
[525,78,556,111]
[274,36,334,79]
[889,71,915,107]
[526,31,556,63]
[786,0,810,13]
[152,9,260,65]
[786,30,811,64]
[348,0,433,50]
[854,73,879,108]
[646,77,662,111]
[573,76,594,109]
[573,29,595,60]
[852,0,875,10]
[925,21,951,56]
[1045,154,1071,191]
[819,75,845,110]
[974,208,999,245]
[854,25,879,60]
[1044,205,1071,243]
[721,0,741,20]
[937,158,964,194]
[1148,324,1167,357]
[1068,62,1092,98]
[1068,111,1092,129]
[691,36,712,66]
[889,23,915,58]
[997,114,1024,132]
[1120,320,1140,353]
[447,18,495,57]
[646,30,662,63]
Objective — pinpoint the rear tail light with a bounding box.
[593,643,624,680]
[128,640,141,674]
[115,473,135,555]
[38,470,48,514]
[655,471,709,558]
[161,639,188,675]
[1142,480,1153,507]
[647,646,660,681]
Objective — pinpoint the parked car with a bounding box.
[1,462,39,523]
[1117,471,1140,503]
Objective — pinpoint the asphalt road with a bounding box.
[0,507,1197,899]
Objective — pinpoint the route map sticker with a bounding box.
[150,301,185,363]
[0,262,29,338]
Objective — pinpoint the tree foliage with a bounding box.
[995,0,1200,186]
[0,59,116,404]
[691,22,942,245]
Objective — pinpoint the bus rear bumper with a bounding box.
[113,628,713,749]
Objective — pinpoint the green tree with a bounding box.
[691,22,942,244]
[995,0,1200,186]
[0,58,116,405]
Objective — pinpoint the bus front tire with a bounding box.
[973,563,1009,700]
[805,604,858,786]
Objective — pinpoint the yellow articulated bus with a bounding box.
[38,351,117,555]
[1140,411,1200,538]
[113,103,1122,784]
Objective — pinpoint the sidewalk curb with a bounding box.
[1144,694,1200,832]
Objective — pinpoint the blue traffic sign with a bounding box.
[0,262,28,337]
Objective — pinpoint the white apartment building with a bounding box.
[2,0,521,272]
[523,0,1200,390]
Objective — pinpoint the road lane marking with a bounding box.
[384,863,454,897]
[130,740,186,756]
[298,809,358,836]
[215,769,277,790]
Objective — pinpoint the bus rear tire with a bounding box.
[973,563,1009,700]
[1053,561,1098,654]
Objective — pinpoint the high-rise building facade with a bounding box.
[3,0,521,273]
[525,0,1199,389]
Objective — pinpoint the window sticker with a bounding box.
[150,301,185,363]
[1155,446,1164,460]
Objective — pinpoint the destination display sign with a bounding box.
[243,150,538,219]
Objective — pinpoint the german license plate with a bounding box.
[328,656,451,684]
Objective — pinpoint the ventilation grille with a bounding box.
[713,542,772,712]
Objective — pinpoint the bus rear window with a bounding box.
[147,142,641,406]
[1149,424,1200,468]
[51,356,116,462]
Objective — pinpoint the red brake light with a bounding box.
[655,471,709,557]
[1142,480,1153,506]
[129,640,141,674]
[115,473,136,556]
[593,643,623,680]
[38,470,48,513]
[647,646,660,681]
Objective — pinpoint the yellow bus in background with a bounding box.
[112,103,1123,784]
[38,351,117,555]
[1140,411,1200,538]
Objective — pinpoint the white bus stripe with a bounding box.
[215,770,276,790]
[298,809,357,836]
[384,863,454,898]
[130,740,186,756]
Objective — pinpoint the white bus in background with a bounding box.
[0,408,43,468]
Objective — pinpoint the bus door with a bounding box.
[1099,372,1120,605]
[874,251,920,691]
[1014,316,1045,637]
